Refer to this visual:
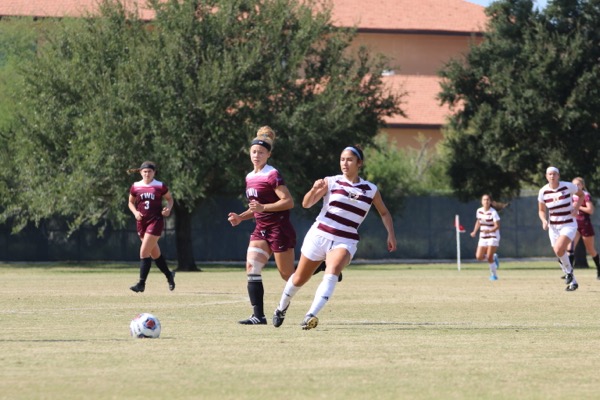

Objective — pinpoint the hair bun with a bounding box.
[255,126,276,144]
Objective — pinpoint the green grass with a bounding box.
[1,260,599,399]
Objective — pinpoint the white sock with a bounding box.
[489,262,497,275]
[307,274,338,317]
[277,274,300,311]
[559,253,573,273]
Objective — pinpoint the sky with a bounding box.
[466,0,548,9]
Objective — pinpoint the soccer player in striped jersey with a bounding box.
[470,194,501,281]
[272,145,397,330]
[127,161,176,293]
[538,166,584,291]
[227,126,296,325]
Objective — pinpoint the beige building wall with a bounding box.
[352,33,481,75]
[381,126,444,149]
[348,32,482,149]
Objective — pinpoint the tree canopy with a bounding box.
[439,0,600,201]
[2,0,402,269]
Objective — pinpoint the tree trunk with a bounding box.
[573,239,589,268]
[173,201,201,271]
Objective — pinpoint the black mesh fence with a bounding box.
[0,195,593,262]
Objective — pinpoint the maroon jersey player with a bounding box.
[227,126,296,325]
[128,161,176,293]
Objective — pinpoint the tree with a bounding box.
[438,0,600,201]
[3,0,402,269]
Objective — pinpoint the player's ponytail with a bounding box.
[127,161,156,174]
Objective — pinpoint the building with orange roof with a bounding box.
[0,0,487,149]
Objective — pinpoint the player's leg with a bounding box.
[131,233,160,293]
[239,240,271,325]
[581,234,600,278]
[487,245,498,280]
[150,244,175,291]
[302,245,353,330]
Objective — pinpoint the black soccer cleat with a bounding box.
[565,283,579,292]
[238,315,267,325]
[168,271,176,291]
[272,306,288,328]
[565,273,574,285]
[130,282,145,293]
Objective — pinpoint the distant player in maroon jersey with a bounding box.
[570,177,600,278]
[470,194,501,281]
[127,161,176,293]
[272,145,397,330]
[227,126,296,325]
[538,166,584,291]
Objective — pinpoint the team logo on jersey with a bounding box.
[246,188,258,198]
[549,191,564,204]
[345,186,366,200]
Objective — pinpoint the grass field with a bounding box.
[1,260,599,400]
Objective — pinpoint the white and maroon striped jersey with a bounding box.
[475,207,500,240]
[538,181,578,226]
[311,175,377,244]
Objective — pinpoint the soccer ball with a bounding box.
[130,313,161,338]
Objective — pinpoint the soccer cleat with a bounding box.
[565,283,579,291]
[489,274,498,281]
[301,314,319,330]
[238,315,267,325]
[272,306,288,328]
[130,282,145,293]
[168,270,176,291]
[565,273,574,285]
[493,253,500,269]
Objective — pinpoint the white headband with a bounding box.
[546,167,559,174]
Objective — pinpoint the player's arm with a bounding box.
[538,202,548,230]
[128,194,142,220]
[249,185,294,213]
[470,220,480,238]
[302,178,328,208]
[572,188,585,215]
[372,190,397,252]
[580,196,595,215]
[227,207,255,226]
[161,191,174,217]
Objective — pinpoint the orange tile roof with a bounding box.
[0,0,154,19]
[330,0,486,33]
[1,0,486,33]
[385,75,449,126]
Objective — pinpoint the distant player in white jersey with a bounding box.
[538,166,584,291]
[272,145,397,330]
[470,194,501,281]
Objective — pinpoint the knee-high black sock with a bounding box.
[139,257,152,283]
[247,274,264,318]
[154,254,170,277]
[594,254,600,273]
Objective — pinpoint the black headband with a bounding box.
[251,139,272,151]
[139,162,156,170]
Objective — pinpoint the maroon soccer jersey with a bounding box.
[245,165,290,229]
[130,179,169,219]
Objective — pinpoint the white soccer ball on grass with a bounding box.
[130,313,161,338]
